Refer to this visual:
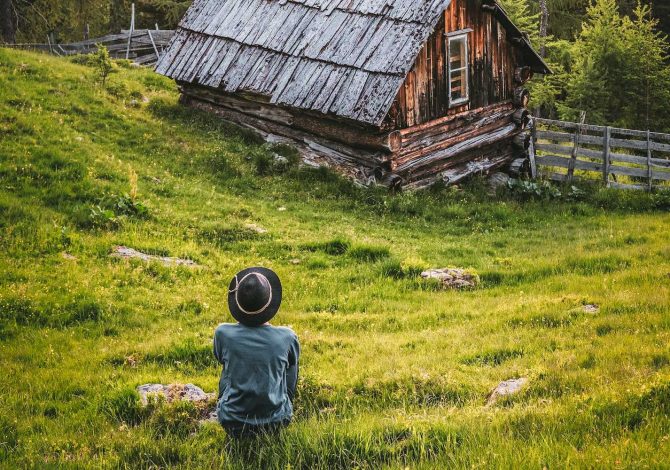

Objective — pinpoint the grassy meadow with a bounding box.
[1,48,669,468]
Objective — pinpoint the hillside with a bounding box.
[1,48,669,468]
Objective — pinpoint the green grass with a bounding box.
[1,48,669,468]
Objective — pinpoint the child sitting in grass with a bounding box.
[213,267,300,438]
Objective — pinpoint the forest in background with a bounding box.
[1,0,669,132]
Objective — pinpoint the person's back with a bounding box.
[214,323,299,427]
[213,267,299,438]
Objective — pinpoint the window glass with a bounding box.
[448,35,469,105]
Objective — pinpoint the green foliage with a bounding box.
[499,0,541,45]
[143,0,192,27]
[78,193,149,230]
[507,178,562,200]
[93,44,114,87]
[558,0,670,131]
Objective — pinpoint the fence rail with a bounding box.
[531,117,670,191]
[5,29,174,66]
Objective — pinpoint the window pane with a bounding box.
[449,38,466,70]
[448,35,468,104]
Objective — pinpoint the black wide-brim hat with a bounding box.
[227,267,282,327]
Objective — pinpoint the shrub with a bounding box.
[93,44,114,87]
[507,178,562,200]
[77,193,150,230]
[652,190,670,210]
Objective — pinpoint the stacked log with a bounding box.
[506,68,533,177]
[180,84,535,191]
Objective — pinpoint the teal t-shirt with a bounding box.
[213,323,299,425]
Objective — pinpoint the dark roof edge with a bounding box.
[490,1,553,75]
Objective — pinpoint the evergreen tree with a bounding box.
[499,0,541,46]
[619,3,670,130]
[560,0,670,131]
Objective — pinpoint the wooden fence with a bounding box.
[6,29,174,66]
[531,117,670,190]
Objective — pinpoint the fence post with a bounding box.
[568,111,586,182]
[529,119,537,179]
[602,126,611,187]
[646,130,653,191]
[125,3,135,60]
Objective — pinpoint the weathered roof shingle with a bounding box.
[156,0,453,126]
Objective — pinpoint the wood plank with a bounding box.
[536,143,602,160]
[535,155,602,172]
[609,152,670,168]
[536,130,575,143]
[609,164,670,181]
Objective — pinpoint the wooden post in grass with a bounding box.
[568,111,586,182]
[602,126,611,187]
[646,130,653,191]
[125,3,135,60]
[147,29,159,58]
[529,118,537,179]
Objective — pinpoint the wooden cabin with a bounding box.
[156,0,550,190]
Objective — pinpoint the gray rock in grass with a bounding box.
[136,383,215,406]
[583,304,599,314]
[137,383,218,424]
[486,377,528,405]
[421,268,479,289]
[111,246,199,267]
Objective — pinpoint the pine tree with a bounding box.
[619,3,670,130]
[560,0,670,131]
[499,0,541,46]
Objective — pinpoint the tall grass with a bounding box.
[0,48,669,468]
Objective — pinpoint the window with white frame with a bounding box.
[448,32,469,106]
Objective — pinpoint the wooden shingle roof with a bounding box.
[156,0,549,126]
[156,0,453,126]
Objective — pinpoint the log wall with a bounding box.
[388,0,519,129]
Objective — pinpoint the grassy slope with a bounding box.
[0,48,669,468]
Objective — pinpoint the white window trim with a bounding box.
[447,32,470,107]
